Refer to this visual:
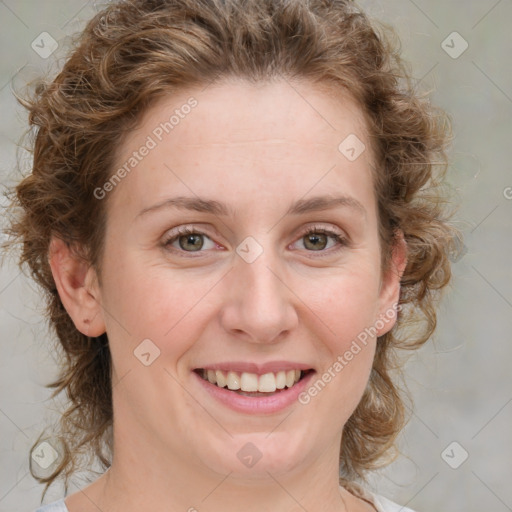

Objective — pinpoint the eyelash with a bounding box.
[162,225,348,258]
[297,226,348,255]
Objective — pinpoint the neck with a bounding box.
[89,424,348,512]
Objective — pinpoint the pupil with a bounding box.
[179,234,203,251]
[305,233,327,251]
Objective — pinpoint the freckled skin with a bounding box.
[61,79,404,512]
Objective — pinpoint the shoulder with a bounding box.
[34,499,68,512]
[370,493,417,512]
[343,482,417,512]
[34,493,416,512]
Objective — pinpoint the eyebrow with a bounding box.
[287,195,366,217]
[136,194,366,219]
[136,196,233,218]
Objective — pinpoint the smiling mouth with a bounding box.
[194,368,314,397]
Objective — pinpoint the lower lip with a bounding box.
[192,371,316,414]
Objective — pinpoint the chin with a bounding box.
[194,428,316,481]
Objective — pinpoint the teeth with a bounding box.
[285,370,296,388]
[275,371,286,389]
[201,369,303,392]
[258,373,277,392]
[215,370,227,388]
[240,372,258,392]
[226,371,241,390]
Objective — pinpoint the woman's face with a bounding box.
[92,79,403,480]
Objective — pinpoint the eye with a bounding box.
[163,226,217,254]
[162,224,347,257]
[292,226,347,253]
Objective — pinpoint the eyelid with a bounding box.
[161,225,220,257]
[291,224,349,254]
[299,223,346,238]
[162,223,349,257]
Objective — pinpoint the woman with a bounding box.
[5,0,459,510]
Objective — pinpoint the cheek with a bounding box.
[308,263,382,346]
[101,252,221,363]
[298,264,381,410]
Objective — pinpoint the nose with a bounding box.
[219,249,299,345]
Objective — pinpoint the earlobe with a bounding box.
[48,236,106,337]
[376,230,408,336]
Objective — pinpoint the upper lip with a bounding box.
[194,361,315,375]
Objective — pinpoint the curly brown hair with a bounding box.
[3,0,460,496]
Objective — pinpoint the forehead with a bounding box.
[106,78,374,219]
[120,77,369,155]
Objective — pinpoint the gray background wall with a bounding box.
[0,1,511,511]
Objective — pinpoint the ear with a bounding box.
[48,236,106,337]
[376,230,407,337]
